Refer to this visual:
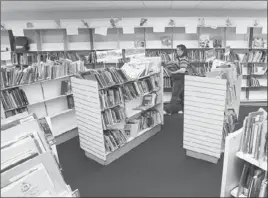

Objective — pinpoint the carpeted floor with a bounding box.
[57,106,267,197]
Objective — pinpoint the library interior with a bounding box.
[1,1,267,197]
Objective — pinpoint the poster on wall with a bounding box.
[160,36,172,48]
[134,40,145,48]
[198,34,210,48]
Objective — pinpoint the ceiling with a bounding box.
[1,1,267,12]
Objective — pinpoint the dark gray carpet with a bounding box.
[57,106,266,197]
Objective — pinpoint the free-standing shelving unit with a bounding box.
[71,61,164,165]
[183,72,242,164]
[220,128,267,197]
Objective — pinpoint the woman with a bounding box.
[164,44,189,115]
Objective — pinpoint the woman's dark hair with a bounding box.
[176,44,187,57]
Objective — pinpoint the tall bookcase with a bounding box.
[71,59,164,165]
[183,71,242,164]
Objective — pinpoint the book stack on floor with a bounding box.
[1,113,79,197]
[71,57,163,165]
[183,57,242,164]
[220,108,267,198]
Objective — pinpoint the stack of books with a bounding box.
[101,107,125,129]
[235,162,267,197]
[99,87,124,110]
[239,109,267,163]
[130,109,162,132]
[104,130,128,153]
[1,88,28,111]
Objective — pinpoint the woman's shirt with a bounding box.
[172,52,190,74]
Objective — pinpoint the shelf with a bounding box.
[29,93,73,106]
[242,73,267,76]
[127,103,161,120]
[241,86,267,88]
[236,152,267,171]
[1,75,73,91]
[106,124,160,155]
[230,187,246,198]
[164,87,172,92]
[50,108,75,119]
[4,104,28,112]
[247,62,267,64]
[98,72,160,90]
[101,103,122,112]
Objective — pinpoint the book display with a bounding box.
[220,108,267,197]
[1,113,79,197]
[183,57,242,164]
[71,57,163,165]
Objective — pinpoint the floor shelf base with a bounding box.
[85,125,162,165]
[186,150,219,164]
[55,127,78,145]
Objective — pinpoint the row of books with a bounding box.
[124,109,161,138]
[81,68,130,89]
[223,108,238,140]
[2,107,27,119]
[0,61,84,89]
[239,109,267,163]
[121,75,159,101]
[235,162,267,198]
[104,129,128,153]
[1,88,29,111]
[164,77,172,88]
[249,64,267,75]
[248,77,261,87]
[242,51,267,63]
[101,107,125,129]
[188,64,207,77]
[99,87,124,110]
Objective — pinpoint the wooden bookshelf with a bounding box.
[71,59,164,165]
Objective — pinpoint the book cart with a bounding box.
[1,114,80,197]
[71,57,164,165]
[183,62,242,164]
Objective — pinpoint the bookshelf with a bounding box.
[1,75,78,145]
[183,65,242,164]
[220,109,267,197]
[71,57,163,165]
